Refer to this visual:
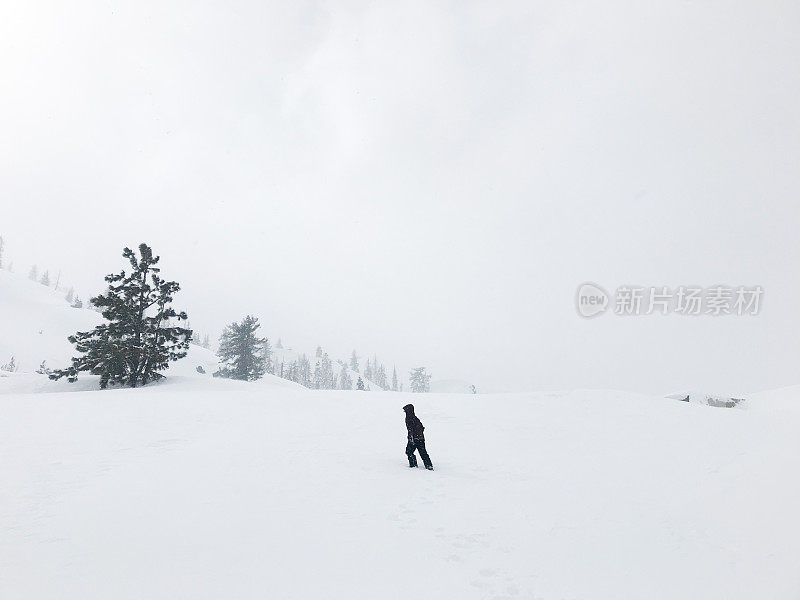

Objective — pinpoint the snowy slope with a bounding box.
[0,269,298,390]
[0,270,103,373]
[2,380,799,599]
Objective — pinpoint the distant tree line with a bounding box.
[212,318,430,392]
[8,237,433,392]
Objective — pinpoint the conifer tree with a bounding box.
[298,354,311,387]
[215,315,267,381]
[320,352,334,389]
[409,367,431,393]
[50,244,190,388]
[287,361,298,382]
[356,376,365,391]
[313,358,322,389]
[364,358,373,382]
[339,363,352,390]
[65,287,75,304]
[392,366,398,391]
[262,337,273,375]
[349,350,359,373]
[276,338,283,349]
[376,363,387,390]
[40,270,50,286]
[29,265,38,281]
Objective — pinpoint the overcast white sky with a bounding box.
[1,1,799,393]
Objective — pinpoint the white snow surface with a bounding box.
[2,379,800,599]
[0,270,103,373]
[2,269,800,598]
[430,378,476,394]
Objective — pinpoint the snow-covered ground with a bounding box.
[3,270,800,598]
[2,376,799,599]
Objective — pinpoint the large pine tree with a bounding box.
[215,315,268,381]
[50,244,191,388]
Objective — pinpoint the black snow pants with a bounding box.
[406,438,433,469]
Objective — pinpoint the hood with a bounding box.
[402,404,415,415]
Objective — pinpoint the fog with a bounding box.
[2,1,799,393]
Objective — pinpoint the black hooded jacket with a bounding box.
[403,404,425,442]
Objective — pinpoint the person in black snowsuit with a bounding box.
[403,404,434,470]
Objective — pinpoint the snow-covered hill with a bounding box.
[3,268,800,598]
[2,376,800,599]
[0,268,290,389]
[0,269,103,373]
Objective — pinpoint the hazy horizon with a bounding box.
[2,1,799,394]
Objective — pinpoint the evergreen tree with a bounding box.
[392,366,398,391]
[320,352,334,389]
[40,270,50,286]
[356,376,365,391]
[262,337,273,375]
[29,265,38,281]
[313,358,322,389]
[65,287,75,304]
[202,333,210,349]
[349,350,359,373]
[409,367,431,393]
[376,363,387,390]
[49,244,191,388]
[276,338,283,349]
[316,346,323,358]
[339,363,352,390]
[215,315,267,381]
[297,354,311,387]
[1,356,16,372]
[364,358,373,382]
[72,296,83,309]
